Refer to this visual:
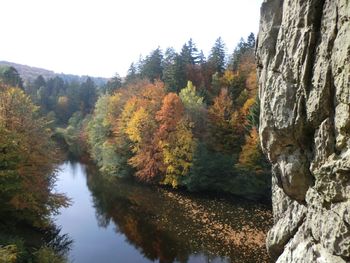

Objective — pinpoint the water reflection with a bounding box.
[56,161,272,263]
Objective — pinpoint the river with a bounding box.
[55,161,272,263]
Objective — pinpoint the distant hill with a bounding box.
[0,61,108,86]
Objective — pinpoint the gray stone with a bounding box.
[257,0,350,261]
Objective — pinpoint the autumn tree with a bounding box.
[208,88,240,155]
[231,96,256,136]
[0,85,68,225]
[124,81,166,181]
[156,93,195,187]
[238,127,262,171]
[84,35,271,199]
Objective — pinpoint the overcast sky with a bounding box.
[0,0,263,78]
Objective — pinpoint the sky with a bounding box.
[0,0,263,78]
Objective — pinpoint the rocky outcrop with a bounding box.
[256,0,350,262]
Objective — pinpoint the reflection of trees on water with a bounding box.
[42,224,73,258]
[0,222,72,261]
[85,164,272,263]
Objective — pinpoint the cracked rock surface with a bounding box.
[256,0,350,262]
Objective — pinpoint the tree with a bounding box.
[235,97,256,130]
[126,107,162,181]
[82,37,271,199]
[180,39,199,65]
[126,107,152,151]
[87,94,132,177]
[247,32,256,49]
[208,88,239,155]
[246,96,260,130]
[80,77,97,114]
[238,127,268,173]
[125,63,139,84]
[0,66,23,88]
[162,48,186,93]
[56,96,70,123]
[156,93,185,138]
[34,75,47,89]
[140,47,163,81]
[198,50,206,65]
[183,143,234,191]
[26,75,46,100]
[156,93,195,187]
[208,37,226,74]
[179,81,207,137]
[104,73,122,94]
[179,81,204,113]
[160,119,195,187]
[229,33,255,72]
[0,85,68,225]
[238,127,260,168]
[123,81,166,181]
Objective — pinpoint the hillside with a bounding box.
[0,61,108,86]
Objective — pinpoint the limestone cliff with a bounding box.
[256,0,350,262]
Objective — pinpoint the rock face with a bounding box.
[256,0,350,262]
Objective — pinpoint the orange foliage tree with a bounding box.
[124,81,166,181]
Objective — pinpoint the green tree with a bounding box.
[0,66,23,88]
[183,143,234,192]
[208,37,226,74]
[87,94,132,177]
[80,77,97,114]
[180,39,199,65]
[140,47,163,81]
[179,81,204,112]
[104,73,122,94]
[162,48,186,93]
[229,33,255,71]
[179,81,207,137]
[125,63,139,84]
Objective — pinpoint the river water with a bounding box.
[55,161,272,263]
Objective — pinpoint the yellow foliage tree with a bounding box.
[126,107,152,151]
[160,119,195,187]
[238,127,263,172]
[155,93,196,187]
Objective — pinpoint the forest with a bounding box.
[87,34,270,197]
[0,33,270,262]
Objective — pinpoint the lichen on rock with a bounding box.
[257,0,350,262]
